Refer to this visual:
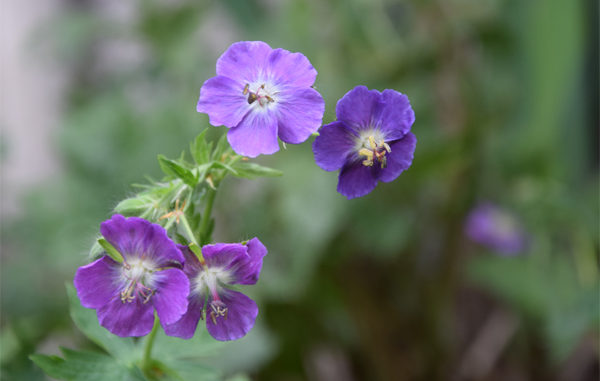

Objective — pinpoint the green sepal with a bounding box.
[98,238,123,263]
[231,162,283,179]
[188,242,206,263]
[158,154,197,187]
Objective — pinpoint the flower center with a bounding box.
[243,83,277,108]
[120,259,155,304]
[357,135,391,168]
[193,267,232,324]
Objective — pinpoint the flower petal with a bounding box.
[312,121,357,171]
[152,268,190,325]
[267,48,317,88]
[335,86,383,131]
[74,256,122,309]
[216,41,272,83]
[377,89,415,141]
[200,243,246,271]
[100,215,183,267]
[233,238,267,285]
[164,295,205,339]
[276,87,324,144]
[337,161,378,199]
[197,76,250,127]
[375,132,417,183]
[97,297,155,337]
[227,111,279,157]
[206,290,258,341]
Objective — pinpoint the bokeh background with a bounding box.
[1,0,598,380]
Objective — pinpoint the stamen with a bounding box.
[209,300,228,325]
[358,135,391,169]
[242,84,249,95]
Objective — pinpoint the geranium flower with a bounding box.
[164,238,267,341]
[74,215,189,337]
[312,85,416,199]
[197,41,325,157]
[465,203,529,255]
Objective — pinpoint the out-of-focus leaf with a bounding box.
[230,162,283,179]
[30,348,146,381]
[149,328,224,361]
[66,284,139,365]
[468,255,599,361]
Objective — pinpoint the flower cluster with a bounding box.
[75,215,266,341]
[74,40,417,343]
[199,42,416,197]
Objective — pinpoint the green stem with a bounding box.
[198,188,217,245]
[142,316,160,376]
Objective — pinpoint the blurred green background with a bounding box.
[1,0,598,380]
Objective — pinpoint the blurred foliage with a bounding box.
[2,0,598,380]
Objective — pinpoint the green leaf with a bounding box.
[158,155,196,187]
[230,162,283,179]
[114,195,156,215]
[66,284,139,364]
[30,348,146,381]
[212,133,231,159]
[190,130,211,165]
[210,161,239,176]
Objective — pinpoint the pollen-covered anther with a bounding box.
[359,135,392,168]
[244,83,275,107]
[209,300,228,325]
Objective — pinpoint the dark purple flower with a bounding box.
[164,238,267,341]
[312,85,416,199]
[197,41,325,158]
[464,203,529,255]
[74,215,189,337]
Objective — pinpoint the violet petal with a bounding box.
[312,121,357,171]
[97,297,155,337]
[216,41,272,83]
[375,132,417,183]
[335,86,383,132]
[152,268,190,326]
[377,89,415,141]
[100,215,183,267]
[227,111,279,157]
[337,161,378,199]
[197,75,250,128]
[267,48,317,88]
[74,256,122,309]
[206,290,258,341]
[163,295,205,339]
[276,87,324,144]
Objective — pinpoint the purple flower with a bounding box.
[197,41,325,158]
[74,215,189,337]
[464,203,529,255]
[164,238,267,341]
[312,85,416,199]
